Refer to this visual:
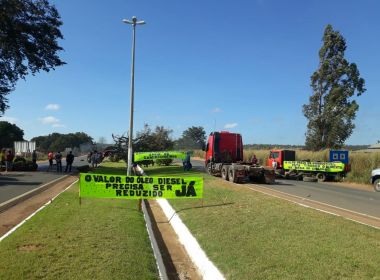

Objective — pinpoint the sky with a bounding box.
[1,0,380,145]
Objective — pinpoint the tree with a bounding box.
[0,0,65,115]
[0,121,24,148]
[112,124,174,163]
[31,132,93,152]
[175,126,206,150]
[303,24,365,150]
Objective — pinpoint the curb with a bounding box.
[156,199,225,280]
[0,175,70,213]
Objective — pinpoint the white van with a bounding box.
[371,168,380,192]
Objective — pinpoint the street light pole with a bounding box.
[123,16,145,175]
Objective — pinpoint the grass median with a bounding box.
[1,161,379,279]
[0,175,159,279]
[146,164,380,279]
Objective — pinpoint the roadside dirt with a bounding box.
[0,175,201,280]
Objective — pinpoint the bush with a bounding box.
[156,159,173,166]
[12,160,38,171]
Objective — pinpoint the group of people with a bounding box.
[0,149,15,172]
[87,150,103,168]
[47,151,75,172]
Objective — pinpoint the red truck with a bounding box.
[204,131,275,184]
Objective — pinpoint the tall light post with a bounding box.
[123,16,145,175]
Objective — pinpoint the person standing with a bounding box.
[183,151,192,171]
[251,154,258,165]
[5,150,13,172]
[65,151,75,173]
[91,150,98,168]
[47,151,54,171]
[0,149,5,170]
[32,150,37,164]
[55,151,62,172]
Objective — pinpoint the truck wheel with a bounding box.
[221,165,229,180]
[316,173,326,182]
[228,168,238,183]
[206,163,212,175]
[303,176,317,182]
[374,179,380,192]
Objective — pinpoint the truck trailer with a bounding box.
[204,131,275,184]
[267,149,349,182]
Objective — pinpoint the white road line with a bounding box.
[0,180,78,242]
[246,184,380,229]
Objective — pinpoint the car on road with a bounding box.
[371,168,380,192]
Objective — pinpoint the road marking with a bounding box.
[245,183,380,229]
[0,180,78,242]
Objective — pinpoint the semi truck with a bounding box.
[204,131,275,184]
[267,149,349,182]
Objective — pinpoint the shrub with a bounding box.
[156,159,173,166]
[12,160,37,171]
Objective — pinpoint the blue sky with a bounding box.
[2,0,379,145]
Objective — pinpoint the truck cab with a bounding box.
[205,131,243,166]
[267,149,296,170]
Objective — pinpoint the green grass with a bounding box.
[1,161,379,279]
[0,181,159,280]
[164,172,380,279]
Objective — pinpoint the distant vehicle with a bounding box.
[204,131,275,184]
[267,149,350,182]
[371,168,380,192]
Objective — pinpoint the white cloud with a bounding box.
[52,123,65,128]
[224,123,238,129]
[45,104,60,111]
[39,116,60,125]
[0,116,18,124]
[212,107,222,113]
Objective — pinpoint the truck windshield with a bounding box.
[270,152,280,159]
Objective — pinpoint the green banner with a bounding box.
[134,151,187,161]
[283,161,345,173]
[79,173,203,199]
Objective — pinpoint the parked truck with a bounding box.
[204,131,275,184]
[267,149,349,182]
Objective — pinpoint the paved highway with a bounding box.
[0,155,88,204]
[191,158,380,219]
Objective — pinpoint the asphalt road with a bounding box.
[0,155,88,204]
[1,157,379,219]
[262,179,380,218]
[191,158,380,219]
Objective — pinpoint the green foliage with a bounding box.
[112,124,174,163]
[303,24,366,151]
[0,121,24,148]
[11,156,37,171]
[31,132,93,152]
[0,0,65,115]
[175,126,206,150]
[155,159,173,166]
